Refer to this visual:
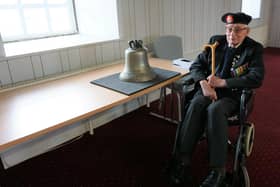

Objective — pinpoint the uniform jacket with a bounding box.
[190,35,265,99]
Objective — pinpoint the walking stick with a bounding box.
[203,41,219,75]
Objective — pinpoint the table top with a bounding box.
[0,58,187,152]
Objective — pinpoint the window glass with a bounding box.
[24,8,49,35]
[49,7,73,33]
[0,0,17,5]
[0,0,77,42]
[242,0,262,19]
[21,0,44,4]
[0,10,23,38]
[47,0,68,4]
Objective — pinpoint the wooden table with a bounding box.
[0,58,187,153]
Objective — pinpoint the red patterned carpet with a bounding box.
[246,47,280,187]
[1,48,279,187]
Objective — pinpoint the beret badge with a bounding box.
[226,15,234,24]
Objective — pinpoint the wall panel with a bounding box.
[0,61,12,86]
[102,43,115,63]
[95,44,103,65]
[113,41,121,60]
[8,57,34,83]
[183,0,193,53]
[117,0,131,40]
[149,0,160,41]
[161,0,173,35]
[134,0,148,40]
[80,46,96,68]
[68,48,81,71]
[174,0,184,38]
[128,0,137,40]
[31,56,43,79]
[60,50,70,72]
[41,52,62,76]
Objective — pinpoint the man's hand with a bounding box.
[200,80,217,100]
[207,75,227,88]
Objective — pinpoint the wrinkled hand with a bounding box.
[200,80,217,100]
[207,75,227,88]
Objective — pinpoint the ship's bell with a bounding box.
[119,40,156,82]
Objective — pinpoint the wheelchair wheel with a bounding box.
[226,166,250,187]
[244,123,255,157]
[238,166,250,187]
[229,166,250,187]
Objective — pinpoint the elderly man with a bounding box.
[168,12,265,187]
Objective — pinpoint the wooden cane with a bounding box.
[203,41,219,75]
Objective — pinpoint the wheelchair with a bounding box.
[166,76,255,187]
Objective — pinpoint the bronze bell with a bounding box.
[119,40,156,82]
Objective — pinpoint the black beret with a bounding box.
[221,12,252,25]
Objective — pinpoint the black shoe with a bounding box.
[200,170,226,187]
[170,163,192,186]
[162,158,192,186]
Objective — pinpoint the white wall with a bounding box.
[0,0,272,89]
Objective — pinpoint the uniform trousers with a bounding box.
[177,89,238,168]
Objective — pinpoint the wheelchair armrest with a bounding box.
[239,89,255,123]
[180,74,195,86]
[172,73,195,95]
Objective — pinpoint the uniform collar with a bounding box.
[228,41,243,48]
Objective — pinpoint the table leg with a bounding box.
[88,120,95,135]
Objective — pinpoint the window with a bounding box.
[241,0,262,19]
[0,0,77,42]
[1,0,119,57]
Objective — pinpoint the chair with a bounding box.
[170,87,255,187]
[151,35,194,122]
[152,35,183,60]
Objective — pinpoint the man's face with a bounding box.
[225,23,249,47]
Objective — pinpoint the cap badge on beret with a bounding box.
[226,15,234,24]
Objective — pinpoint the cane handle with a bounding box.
[203,41,219,75]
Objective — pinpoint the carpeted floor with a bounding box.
[0,47,279,187]
[245,47,280,187]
